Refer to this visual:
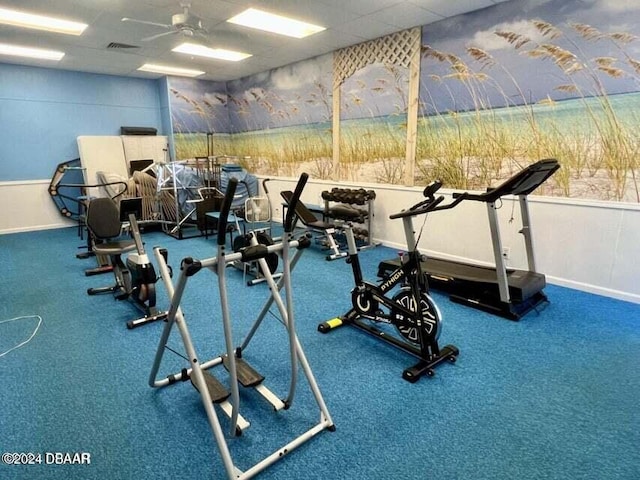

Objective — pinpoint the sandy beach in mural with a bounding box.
[246,155,638,203]
[176,124,640,204]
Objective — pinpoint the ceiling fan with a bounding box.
[121,1,208,42]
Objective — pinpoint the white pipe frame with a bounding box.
[148,227,334,480]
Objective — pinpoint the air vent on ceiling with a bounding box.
[107,42,140,49]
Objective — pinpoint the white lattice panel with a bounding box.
[334,28,421,87]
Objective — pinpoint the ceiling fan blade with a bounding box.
[195,29,209,40]
[121,17,173,29]
[142,30,179,42]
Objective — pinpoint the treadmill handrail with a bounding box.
[391,159,559,220]
[452,158,559,203]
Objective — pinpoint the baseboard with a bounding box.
[0,223,74,235]
[545,276,640,305]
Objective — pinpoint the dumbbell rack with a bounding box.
[321,188,377,250]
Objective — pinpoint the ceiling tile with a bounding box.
[0,0,515,81]
[406,0,496,17]
[371,2,444,29]
[317,0,405,16]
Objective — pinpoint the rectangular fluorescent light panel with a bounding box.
[227,8,325,38]
[0,43,64,61]
[0,7,87,35]
[172,43,251,62]
[138,63,205,77]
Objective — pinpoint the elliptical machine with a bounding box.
[318,182,459,382]
[86,197,168,329]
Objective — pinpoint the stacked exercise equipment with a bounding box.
[149,173,335,480]
[319,183,459,383]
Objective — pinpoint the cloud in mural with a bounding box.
[594,0,636,13]
[225,54,333,132]
[270,55,331,90]
[471,19,545,51]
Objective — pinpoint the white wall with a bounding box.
[2,178,639,304]
[0,181,75,234]
[261,175,640,305]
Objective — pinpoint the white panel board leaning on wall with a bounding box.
[76,135,168,198]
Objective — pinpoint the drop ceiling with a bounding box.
[0,0,511,81]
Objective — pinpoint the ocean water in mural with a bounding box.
[417,0,640,202]
[173,132,233,160]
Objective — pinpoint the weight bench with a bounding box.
[281,190,346,261]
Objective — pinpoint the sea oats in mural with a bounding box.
[338,62,409,183]
[169,77,232,159]
[418,5,640,202]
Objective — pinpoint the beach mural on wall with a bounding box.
[417,0,640,202]
[225,54,333,178]
[338,62,409,183]
[168,76,231,160]
[166,0,640,204]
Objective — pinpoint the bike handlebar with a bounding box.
[423,180,442,198]
[389,180,470,220]
[217,177,237,246]
[262,178,272,195]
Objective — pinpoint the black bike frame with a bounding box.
[345,225,433,355]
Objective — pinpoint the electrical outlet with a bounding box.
[502,247,510,260]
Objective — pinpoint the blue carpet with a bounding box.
[0,226,639,480]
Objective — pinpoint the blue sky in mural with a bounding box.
[226,54,332,133]
[340,63,409,121]
[420,0,640,115]
[169,77,229,133]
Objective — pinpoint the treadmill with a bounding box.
[377,159,560,320]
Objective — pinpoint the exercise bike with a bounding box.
[318,182,459,382]
[86,197,168,329]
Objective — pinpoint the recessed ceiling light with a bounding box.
[0,7,87,35]
[226,8,325,38]
[138,63,205,78]
[172,43,251,62]
[0,43,65,61]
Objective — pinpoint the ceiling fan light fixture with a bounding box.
[226,8,325,38]
[0,7,87,35]
[138,63,205,77]
[0,42,65,61]
[172,42,251,62]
